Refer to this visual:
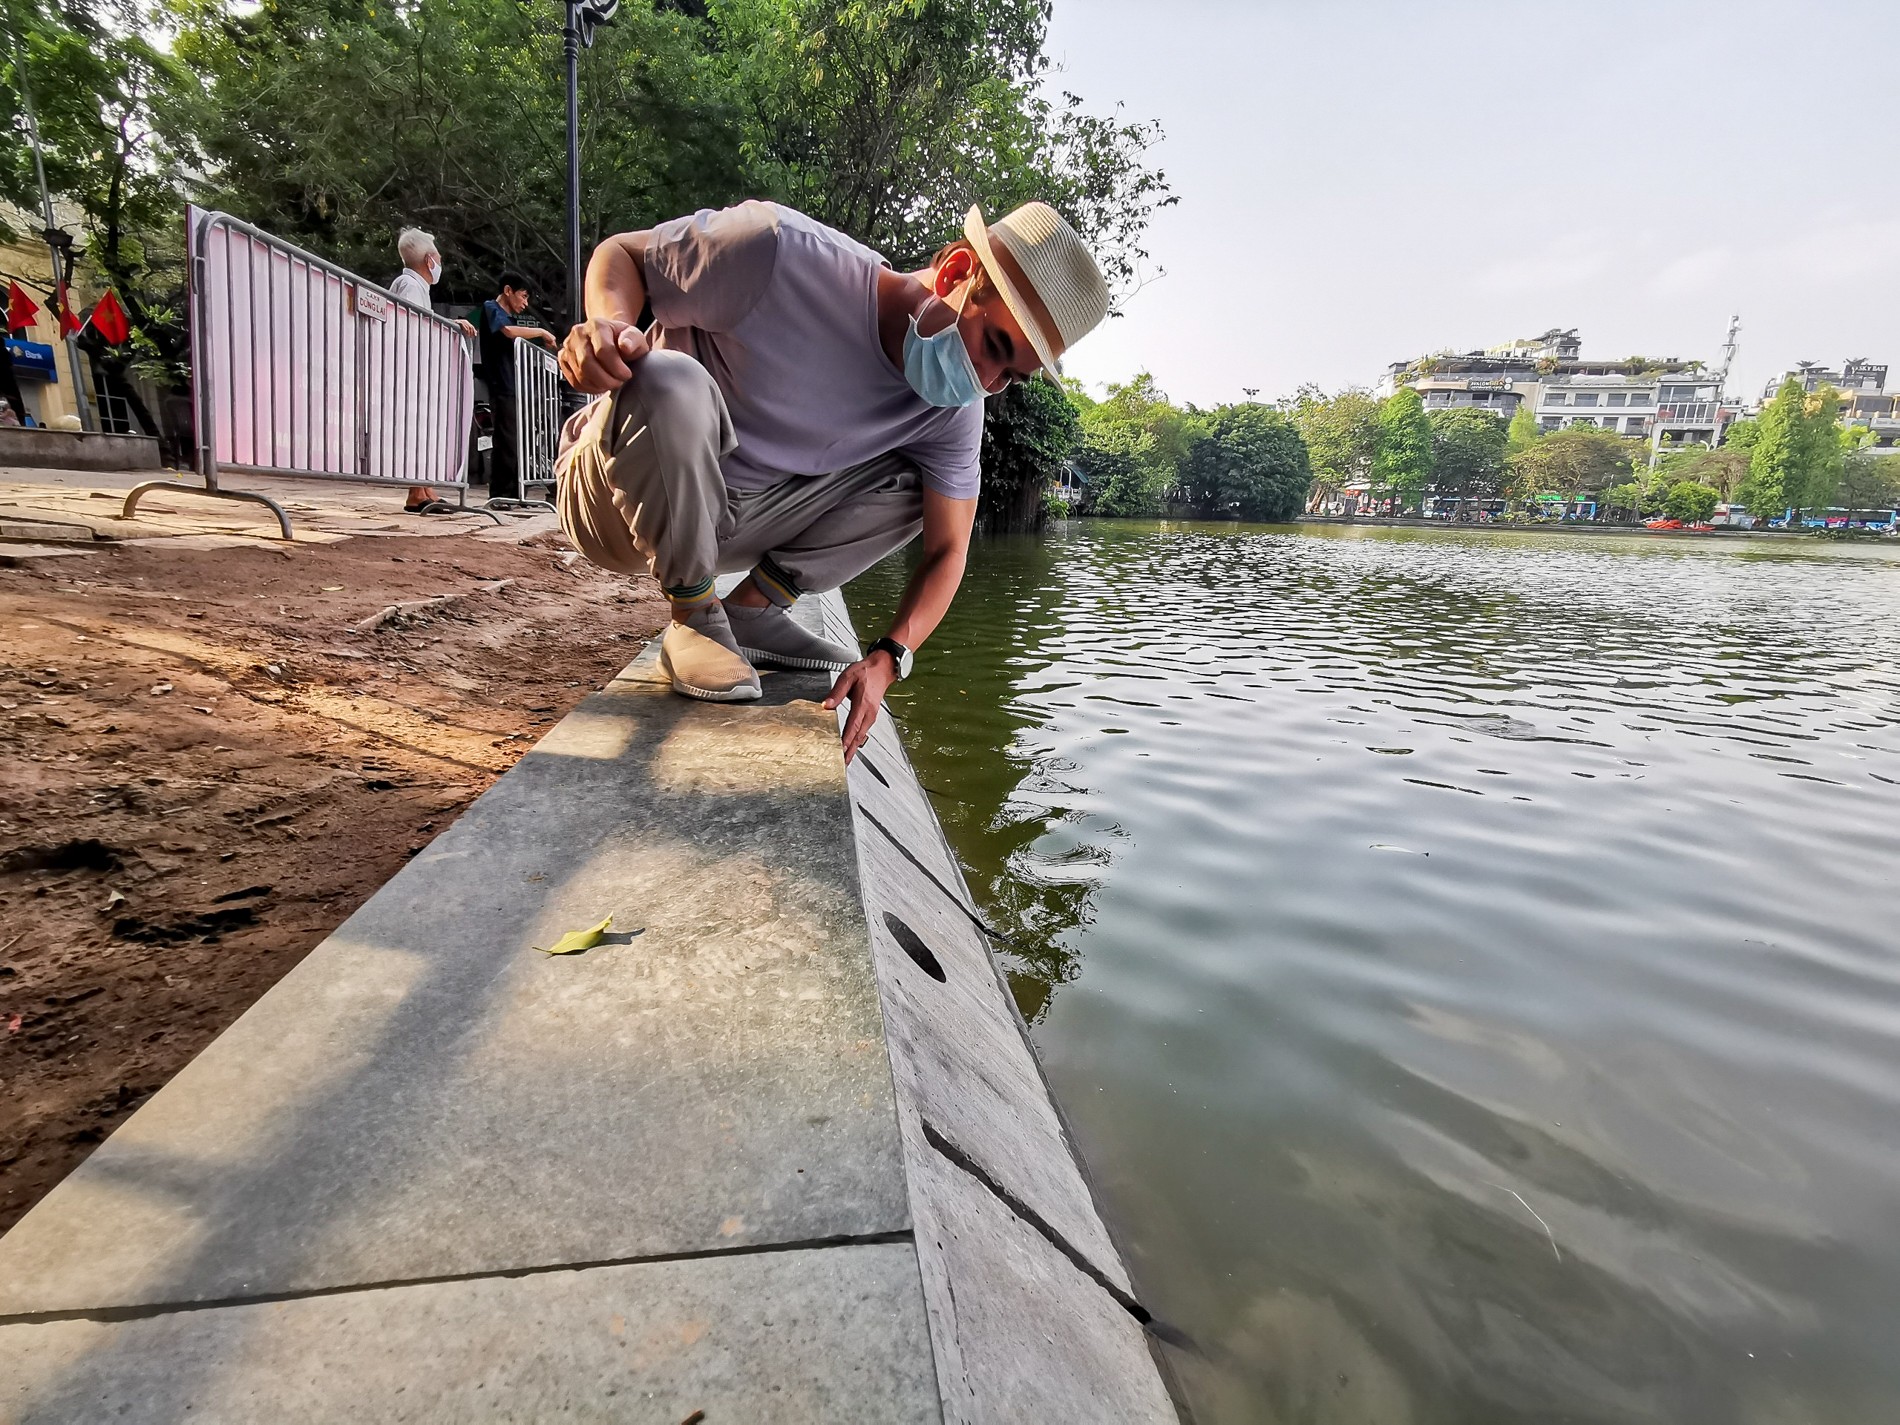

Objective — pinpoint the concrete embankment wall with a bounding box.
[0,592,1179,1423]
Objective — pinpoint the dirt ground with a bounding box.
[0,529,665,1233]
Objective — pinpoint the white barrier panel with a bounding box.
[513,337,561,490]
[193,206,474,489]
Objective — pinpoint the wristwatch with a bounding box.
[867,636,913,680]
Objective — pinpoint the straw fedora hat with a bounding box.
[962,202,1109,377]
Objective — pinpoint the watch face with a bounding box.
[897,646,914,679]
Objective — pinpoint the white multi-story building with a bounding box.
[1539,373,1735,446]
[1383,327,1743,451]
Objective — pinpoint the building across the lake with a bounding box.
[1381,326,1743,448]
[1760,358,1899,449]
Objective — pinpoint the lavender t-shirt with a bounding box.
[643,202,982,499]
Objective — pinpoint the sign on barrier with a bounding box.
[123,207,479,536]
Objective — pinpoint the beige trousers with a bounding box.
[555,350,924,605]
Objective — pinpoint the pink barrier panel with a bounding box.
[193,206,474,488]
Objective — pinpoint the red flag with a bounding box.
[5,281,38,333]
[90,289,130,346]
[54,282,82,338]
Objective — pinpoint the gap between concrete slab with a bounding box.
[0,1228,916,1329]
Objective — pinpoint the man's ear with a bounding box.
[933,246,975,298]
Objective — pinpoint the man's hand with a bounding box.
[457,318,477,338]
[561,317,648,393]
[824,652,899,763]
[536,328,559,350]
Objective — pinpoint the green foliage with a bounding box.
[1506,425,1642,500]
[3,0,198,380]
[1290,384,1379,505]
[1655,445,1749,501]
[1426,407,1507,504]
[1663,481,1719,523]
[1601,481,1644,518]
[1739,377,1847,520]
[1791,385,1844,518]
[712,0,1172,281]
[9,0,1168,406]
[168,0,753,315]
[1371,388,1432,511]
[1722,416,1759,451]
[1071,371,1201,515]
[1739,379,1801,516]
[1179,403,1311,523]
[1837,452,1900,513]
[976,375,1079,535]
[1073,425,1152,517]
[1506,402,1542,455]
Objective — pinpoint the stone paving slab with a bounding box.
[0,587,1179,1422]
[0,542,95,565]
[0,649,907,1316]
[0,1242,938,1425]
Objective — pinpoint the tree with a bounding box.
[1073,425,1152,517]
[1506,402,1541,456]
[1506,426,1641,502]
[1740,377,1804,519]
[1837,452,1900,514]
[169,0,754,320]
[1663,481,1719,524]
[1426,407,1507,510]
[1790,384,1844,520]
[3,0,198,405]
[1602,481,1644,519]
[1290,384,1379,509]
[1655,445,1749,502]
[1072,371,1199,515]
[709,0,1172,284]
[1179,403,1311,522]
[976,375,1078,535]
[1371,387,1432,512]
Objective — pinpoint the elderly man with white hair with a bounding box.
[390,226,478,513]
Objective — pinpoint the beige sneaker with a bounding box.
[729,603,860,671]
[659,608,761,702]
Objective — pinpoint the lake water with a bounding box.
[848,520,1900,1425]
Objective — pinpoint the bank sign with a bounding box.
[4,337,57,381]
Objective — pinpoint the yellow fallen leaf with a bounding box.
[536,915,612,955]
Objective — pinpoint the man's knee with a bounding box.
[615,349,723,444]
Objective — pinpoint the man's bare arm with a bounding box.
[499,323,556,348]
[824,489,976,761]
[560,231,655,391]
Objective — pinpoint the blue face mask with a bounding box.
[902,294,987,408]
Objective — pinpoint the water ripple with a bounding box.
[851,521,1900,1422]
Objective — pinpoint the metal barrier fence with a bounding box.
[512,335,561,504]
[124,207,478,537]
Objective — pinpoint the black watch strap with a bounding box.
[868,637,912,679]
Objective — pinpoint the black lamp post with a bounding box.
[561,0,618,332]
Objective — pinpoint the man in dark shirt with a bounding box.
[479,271,556,500]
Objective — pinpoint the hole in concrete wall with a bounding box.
[883,911,945,982]
[857,754,890,787]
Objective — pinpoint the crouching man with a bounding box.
[555,199,1109,760]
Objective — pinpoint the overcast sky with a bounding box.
[1041,0,1900,408]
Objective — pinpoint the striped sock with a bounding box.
[664,576,717,613]
[750,558,801,609]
